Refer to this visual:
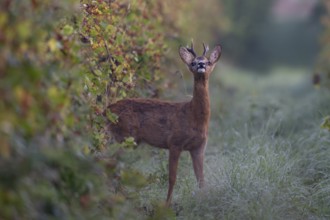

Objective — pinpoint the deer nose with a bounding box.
[198,62,205,68]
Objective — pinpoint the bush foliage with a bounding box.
[0,0,184,218]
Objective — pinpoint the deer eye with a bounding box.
[191,61,197,66]
[207,61,212,65]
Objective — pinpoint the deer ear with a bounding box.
[179,46,195,65]
[209,45,222,64]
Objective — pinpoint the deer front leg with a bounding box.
[166,148,181,206]
[190,146,205,188]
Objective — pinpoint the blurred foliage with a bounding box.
[217,0,322,70]
[172,0,222,43]
[218,0,274,67]
[0,0,182,218]
[317,0,330,88]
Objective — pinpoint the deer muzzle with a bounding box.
[197,62,206,73]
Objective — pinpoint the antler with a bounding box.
[186,41,208,57]
[202,43,209,56]
[186,41,197,57]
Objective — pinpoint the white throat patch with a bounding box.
[197,68,206,73]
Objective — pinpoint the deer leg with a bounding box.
[166,148,181,206]
[190,147,205,188]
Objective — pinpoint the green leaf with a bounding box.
[100,21,108,29]
[106,109,119,123]
[62,24,74,36]
[105,24,116,35]
[122,75,131,83]
[121,169,147,188]
[123,137,136,148]
[17,21,31,40]
[321,116,330,131]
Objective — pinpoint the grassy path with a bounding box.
[180,65,330,219]
[137,65,330,219]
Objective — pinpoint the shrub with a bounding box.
[0,0,178,218]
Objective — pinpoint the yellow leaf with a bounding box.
[14,86,25,102]
[83,145,90,155]
[47,38,59,52]
[0,13,8,27]
[47,86,58,99]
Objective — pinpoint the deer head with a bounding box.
[179,42,222,79]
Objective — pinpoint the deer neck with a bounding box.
[191,76,210,128]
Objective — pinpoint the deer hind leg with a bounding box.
[190,146,205,188]
[166,148,181,206]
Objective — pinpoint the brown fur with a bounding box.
[106,43,222,206]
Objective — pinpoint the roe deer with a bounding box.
[106,42,222,206]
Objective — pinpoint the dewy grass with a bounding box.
[136,65,330,219]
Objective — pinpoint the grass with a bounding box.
[134,64,330,219]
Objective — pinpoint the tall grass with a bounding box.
[136,65,330,219]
